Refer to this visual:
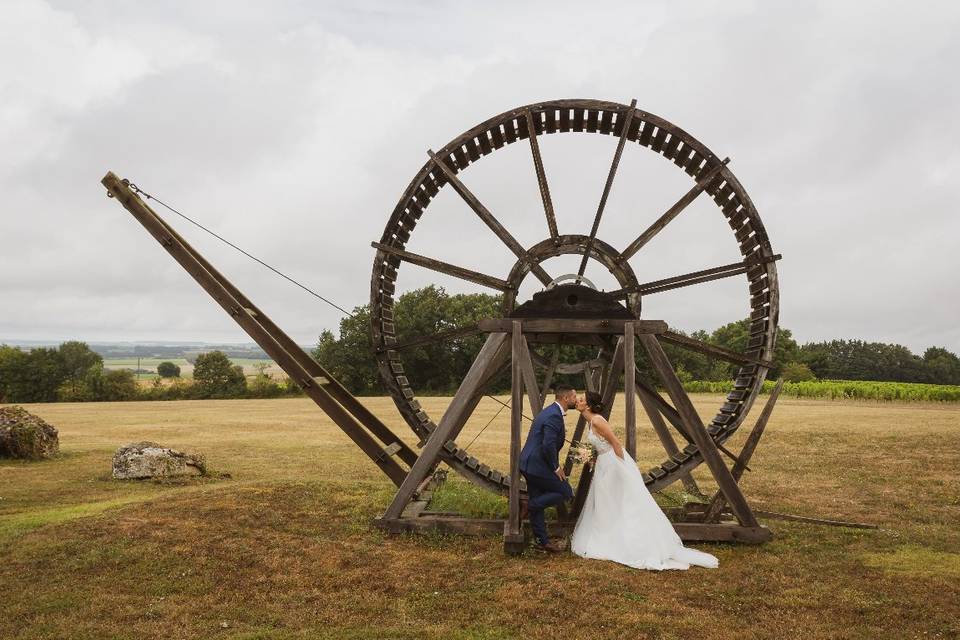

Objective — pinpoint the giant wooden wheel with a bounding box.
[370,99,780,498]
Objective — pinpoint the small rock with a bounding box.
[0,406,59,460]
[112,441,206,480]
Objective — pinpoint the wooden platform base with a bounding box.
[373,515,772,544]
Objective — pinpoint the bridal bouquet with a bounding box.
[568,441,598,469]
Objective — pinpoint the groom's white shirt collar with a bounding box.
[553,400,567,416]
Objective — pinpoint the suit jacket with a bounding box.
[519,402,566,478]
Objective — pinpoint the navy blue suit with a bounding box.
[519,402,573,544]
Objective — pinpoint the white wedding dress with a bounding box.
[570,423,719,570]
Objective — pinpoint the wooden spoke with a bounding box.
[610,253,782,297]
[577,99,637,280]
[372,242,512,292]
[427,150,553,286]
[620,157,731,261]
[377,324,482,354]
[525,110,559,242]
[659,330,771,367]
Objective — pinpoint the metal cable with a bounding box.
[125,181,355,318]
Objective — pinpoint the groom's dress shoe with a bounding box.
[535,540,565,553]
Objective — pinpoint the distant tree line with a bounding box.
[313,286,960,394]
[0,343,302,403]
[2,286,958,403]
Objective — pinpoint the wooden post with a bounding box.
[703,378,783,522]
[637,334,760,528]
[383,332,509,519]
[504,321,526,554]
[623,322,636,459]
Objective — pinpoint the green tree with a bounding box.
[193,351,246,398]
[58,341,103,393]
[157,361,181,378]
[0,346,66,403]
[95,369,140,401]
[922,347,960,385]
[781,361,816,382]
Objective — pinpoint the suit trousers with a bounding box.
[522,470,573,545]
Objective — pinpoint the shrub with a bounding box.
[193,351,246,399]
[157,361,181,378]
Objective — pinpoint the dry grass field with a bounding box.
[1,394,958,639]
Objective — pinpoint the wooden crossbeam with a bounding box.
[478,318,667,335]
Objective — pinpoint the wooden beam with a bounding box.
[620,157,730,261]
[525,110,559,242]
[428,150,552,286]
[377,324,481,354]
[637,334,759,528]
[372,242,511,291]
[538,346,560,401]
[382,332,509,519]
[609,253,782,297]
[373,516,771,543]
[518,334,543,413]
[478,318,667,335]
[704,378,783,521]
[505,321,525,553]
[659,330,771,367]
[577,99,637,280]
[623,322,637,458]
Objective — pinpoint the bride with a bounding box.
[569,391,719,570]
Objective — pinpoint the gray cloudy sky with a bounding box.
[1,0,958,354]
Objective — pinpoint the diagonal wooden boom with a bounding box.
[102,172,416,486]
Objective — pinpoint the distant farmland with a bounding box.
[103,357,284,380]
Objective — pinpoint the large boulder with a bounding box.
[112,441,206,480]
[0,406,59,460]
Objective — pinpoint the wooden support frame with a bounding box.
[703,378,783,522]
[382,332,510,519]
[637,334,759,528]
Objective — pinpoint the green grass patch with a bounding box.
[862,544,960,578]
[0,495,146,545]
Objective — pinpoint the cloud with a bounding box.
[1,0,958,355]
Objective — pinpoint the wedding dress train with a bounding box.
[570,425,719,570]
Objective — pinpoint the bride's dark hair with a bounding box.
[585,391,604,414]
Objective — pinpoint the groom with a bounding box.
[519,384,577,553]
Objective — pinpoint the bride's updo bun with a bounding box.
[585,391,604,414]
